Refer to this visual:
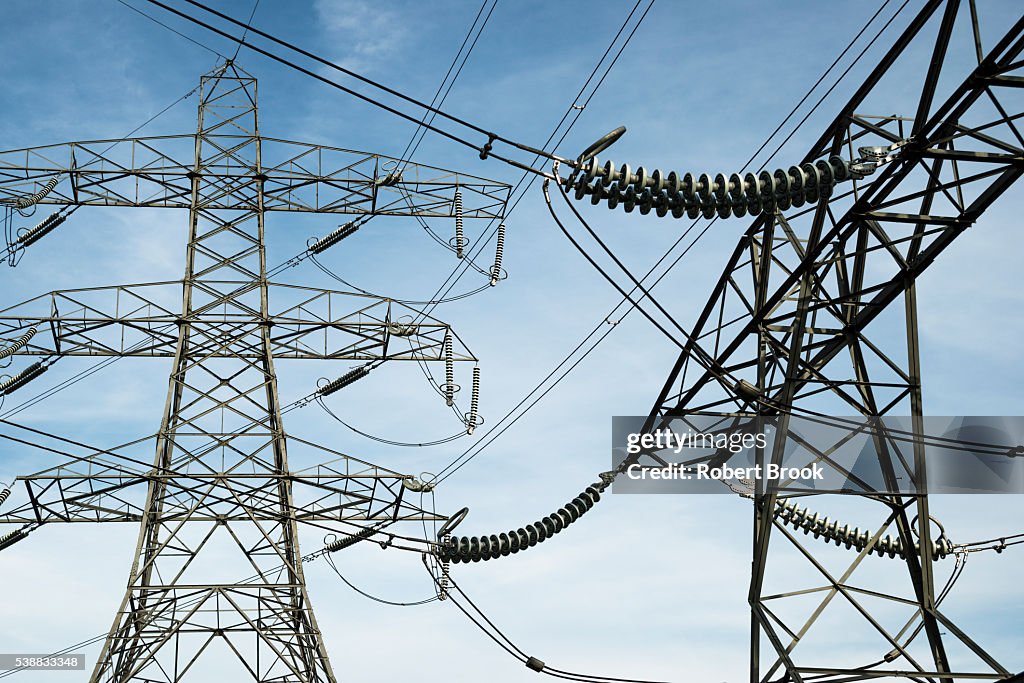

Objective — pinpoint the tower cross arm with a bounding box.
[0,440,444,526]
[0,282,479,361]
[0,136,511,218]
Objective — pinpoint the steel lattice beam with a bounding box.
[626,3,1024,683]
[0,61,504,682]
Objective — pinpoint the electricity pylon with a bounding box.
[0,62,509,682]
[603,3,1023,682]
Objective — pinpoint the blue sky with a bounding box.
[0,1,1022,681]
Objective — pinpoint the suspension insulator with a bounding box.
[490,224,505,287]
[0,526,31,552]
[309,221,361,254]
[0,328,37,360]
[453,190,465,259]
[0,486,10,508]
[325,525,377,553]
[774,498,952,561]
[434,474,615,563]
[443,331,454,407]
[573,155,855,219]
[317,365,371,396]
[16,211,67,248]
[466,366,481,435]
[13,176,60,210]
[438,535,451,600]
[0,361,48,396]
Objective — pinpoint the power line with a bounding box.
[142,0,520,165]
[412,0,655,325]
[231,0,260,62]
[421,555,672,683]
[433,0,908,483]
[115,0,227,59]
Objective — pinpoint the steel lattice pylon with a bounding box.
[0,62,509,682]
[628,3,1024,682]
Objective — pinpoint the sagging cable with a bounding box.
[435,472,615,563]
[0,360,51,396]
[316,395,467,447]
[422,552,671,683]
[489,223,505,286]
[0,328,37,361]
[316,363,374,397]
